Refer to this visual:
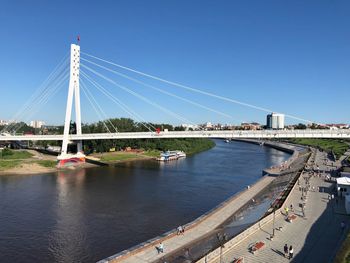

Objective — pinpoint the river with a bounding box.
[0,140,290,262]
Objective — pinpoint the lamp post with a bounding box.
[270,205,277,239]
[272,208,276,238]
[217,232,228,263]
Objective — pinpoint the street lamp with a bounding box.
[217,232,228,263]
[272,209,276,238]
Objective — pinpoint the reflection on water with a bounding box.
[49,169,88,262]
[0,140,290,262]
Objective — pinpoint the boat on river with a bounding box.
[157,150,186,161]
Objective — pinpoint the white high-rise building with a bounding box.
[30,120,45,129]
[266,113,284,129]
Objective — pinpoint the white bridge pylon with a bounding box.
[57,44,85,164]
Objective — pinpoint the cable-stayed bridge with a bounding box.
[1,129,350,141]
[1,43,349,165]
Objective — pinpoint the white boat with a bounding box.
[176,151,186,158]
[157,150,186,161]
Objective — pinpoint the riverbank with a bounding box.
[287,138,349,159]
[0,149,57,175]
[0,138,216,175]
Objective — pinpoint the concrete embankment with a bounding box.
[233,139,300,176]
[85,157,109,166]
[98,141,305,263]
[204,147,349,263]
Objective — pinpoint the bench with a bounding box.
[287,214,297,222]
[250,241,265,254]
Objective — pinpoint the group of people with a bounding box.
[156,226,186,254]
[284,244,294,259]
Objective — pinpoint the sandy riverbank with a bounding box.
[0,162,57,176]
[0,150,156,176]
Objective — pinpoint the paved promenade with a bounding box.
[101,175,276,263]
[212,149,350,263]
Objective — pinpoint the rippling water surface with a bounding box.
[0,140,289,262]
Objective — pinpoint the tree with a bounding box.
[295,123,307,129]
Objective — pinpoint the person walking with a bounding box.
[285,206,289,216]
[289,245,294,260]
[284,244,288,258]
[157,242,164,253]
[177,226,182,235]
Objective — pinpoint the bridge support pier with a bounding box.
[57,43,85,167]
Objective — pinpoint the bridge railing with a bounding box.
[0,129,350,141]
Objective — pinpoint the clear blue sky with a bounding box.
[0,0,349,126]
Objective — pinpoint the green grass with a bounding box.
[0,160,21,170]
[334,232,350,263]
[0,149,33,160]
[100,153,139,162]
[143,150,161,157]
[36,160,57,168]
[289,139,349,159]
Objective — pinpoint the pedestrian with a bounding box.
[290,204,293,212]
[177,226,181,235]
[284,244,288,258]
[157,242,164,253]
[289,245,294,259]
[181,225,185,234]
[285,206,289,216]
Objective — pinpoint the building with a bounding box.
[30,120,45,129]
[240,122,262,130]
[326,124,350,129]
[266,113,285,129]
[0,120,9,126]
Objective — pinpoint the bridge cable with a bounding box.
[81,71,157,132]
[81,64,197,126]
[3,67,69,133]
[80,78,118,133]
[11,72,69,133]
[80,80,113,133]
[81,57,235,121]
[3,53,69,132]
[80,71,157,132]
[81,52,315,124]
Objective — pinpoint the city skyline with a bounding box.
[0,1,349,126]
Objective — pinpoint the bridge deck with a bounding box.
[1,129,350,141]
